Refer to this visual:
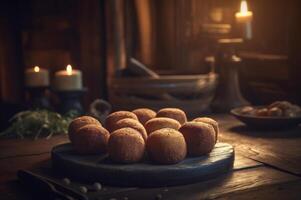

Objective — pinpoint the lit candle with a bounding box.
[54,64,83,91]
[25,66,49,87]
[235,0,253,40]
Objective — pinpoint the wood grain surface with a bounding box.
[214,115,301,175]
[98,167,301,200]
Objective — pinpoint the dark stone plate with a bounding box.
[231,106,301,129]
[51,143,234,187]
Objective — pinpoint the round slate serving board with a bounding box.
[51,143,234,187]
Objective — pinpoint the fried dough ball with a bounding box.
[193,117,219,143]
[179,122,215,156]
[267,107,283,117]
[144,117,181,135]
[284,105,301,117]
[268,101,292,111]
[240,106,255,115]
[255,108,269,117]
[268,101,301,117]
[132,108,156,125]
[108,128,145,163]
[156,108,187,125]
[105,111,138,132]
[112,118,147,141]
[68,116,101,142]
[146,128,187,164]
[72,124,109,154]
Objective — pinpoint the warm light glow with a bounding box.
[66,64,73,75]
[34,66,40,72]
[240,0,249,14]
[235,0,253,20]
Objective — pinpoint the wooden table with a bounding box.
[1,114,301,200]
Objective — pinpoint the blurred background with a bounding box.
[1,0,301,128]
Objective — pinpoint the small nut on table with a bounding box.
[156,194,163,199]
[93,182,102,190]
[62,178,71,185]
[79,186,88,193]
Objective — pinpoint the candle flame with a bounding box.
[34,66,40,72]
[240,0,249,14]
[66,64,72,75]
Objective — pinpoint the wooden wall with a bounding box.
[108,0,300,104]
[1,0,301,106]
[125,0,236,73]
[0,0,106,106]
[0,0,23,103]
[123,0,293,72]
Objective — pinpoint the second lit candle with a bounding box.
[54,65,83,91]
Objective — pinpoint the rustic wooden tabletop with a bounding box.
[1,114,301,200]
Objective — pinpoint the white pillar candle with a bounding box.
[235,0,253,40]
[25,66,50,87]
[54,65,83,91]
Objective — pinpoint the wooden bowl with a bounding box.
[108,73,218,117]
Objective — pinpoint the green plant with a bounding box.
[0,110,79,140]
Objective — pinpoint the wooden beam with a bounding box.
[77,0,107,101]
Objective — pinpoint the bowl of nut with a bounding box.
[231,101,301,129]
